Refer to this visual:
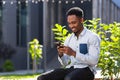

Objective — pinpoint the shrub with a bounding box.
[3,59,14,72]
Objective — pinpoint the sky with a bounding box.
[112,0,120,8]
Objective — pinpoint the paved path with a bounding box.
[0,70,43,80]
[0,70,43,76]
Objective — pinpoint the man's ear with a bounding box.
[80,18,84,23]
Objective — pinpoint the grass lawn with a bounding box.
[0,73,40,80]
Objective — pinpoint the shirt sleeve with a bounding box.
[58,54,71,66]
[58,35,72,66]
[75,35,101,66]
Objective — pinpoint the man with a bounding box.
[37,7,101,80]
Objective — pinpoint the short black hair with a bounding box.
[66,7,84,18]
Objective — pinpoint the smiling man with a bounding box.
[37,7,101,80]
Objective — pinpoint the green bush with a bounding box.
[3,59,14,72]
[85,18,120,80]
[52,24,71,44]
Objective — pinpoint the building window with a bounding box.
[0,1,2,42]
[17,1,27,47]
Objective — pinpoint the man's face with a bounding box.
[67,15,83,33]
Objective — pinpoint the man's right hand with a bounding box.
[57,45,64,57]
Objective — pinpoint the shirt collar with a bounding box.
[80,27,87,36]
[73,27,87,37]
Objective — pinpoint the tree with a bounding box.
[28,39,43,72]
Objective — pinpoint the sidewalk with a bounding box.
[0,70,44,80]
[0,69,43,76]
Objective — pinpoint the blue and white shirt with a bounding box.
[58,27,101,73]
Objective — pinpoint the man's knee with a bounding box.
[37,75,44,80]
[37,75,41,80]
[65,75,72,80]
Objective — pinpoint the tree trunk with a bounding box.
[33,59,37,73]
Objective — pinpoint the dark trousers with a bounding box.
[37,67,94,80]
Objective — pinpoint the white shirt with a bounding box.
[58,27,101,73]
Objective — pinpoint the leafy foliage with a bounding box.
[52,24,71,44]
[28,38,43,63]
[28,39,43,71]
[3,59,14,72]
[84,18,120,79]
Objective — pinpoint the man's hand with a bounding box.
[57,46,76,57]
[57,45,64,57]
[63,46,76,57]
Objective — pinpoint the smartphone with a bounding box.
[54,42,64,48]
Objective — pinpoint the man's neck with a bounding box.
[75,27,84,38]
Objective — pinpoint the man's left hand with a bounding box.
[63,46,76,57]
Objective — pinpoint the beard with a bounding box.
[74,23,83,36]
